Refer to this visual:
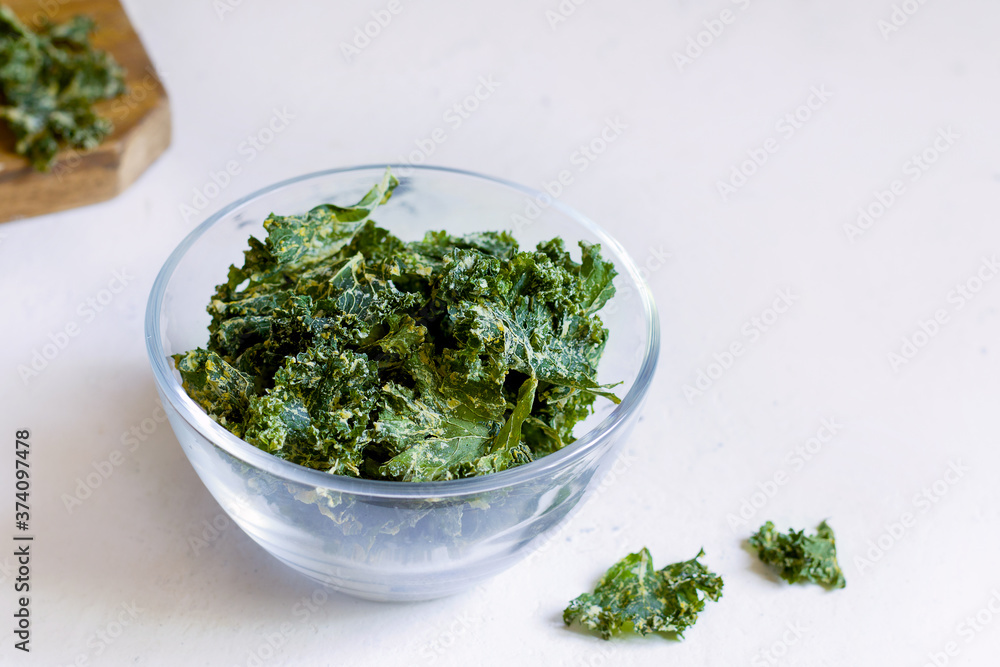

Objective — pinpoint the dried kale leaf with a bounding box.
[564,548,724,640]
[748,520,846,589]
[173,168,620,481]
[0,5,126,170]
[172,349,253,437]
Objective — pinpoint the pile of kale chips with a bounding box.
[0,5,126,170]
[174,169,620,482]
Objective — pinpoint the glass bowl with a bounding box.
[145,165,659,601]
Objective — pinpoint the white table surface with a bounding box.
[3,0,1000,665]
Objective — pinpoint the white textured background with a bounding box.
[2,0,1000,665]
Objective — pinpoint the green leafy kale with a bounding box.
[748,520,846,589]
[0,5,126,170]
[173,168,620,482]
[563,548,724,640]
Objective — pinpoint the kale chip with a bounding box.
[174,168,620,481]
[563,548,724,640]
[748,520,846,589]
[0,5,126,170]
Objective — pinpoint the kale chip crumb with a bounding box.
[748,520,846,589]
[0,4,126,170]
[563,548,723,640]
[173,168,621,482]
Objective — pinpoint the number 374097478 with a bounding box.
[15,430,30,531]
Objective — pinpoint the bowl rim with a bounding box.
[145,163,659,499]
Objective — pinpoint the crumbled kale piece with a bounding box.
[563,548,723,640]
[0,5,126,170]
[748,520,846,589]
[174,168,620,481]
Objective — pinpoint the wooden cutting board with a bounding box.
[0,0,170,222]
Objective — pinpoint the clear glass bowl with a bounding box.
[145,165,659,601]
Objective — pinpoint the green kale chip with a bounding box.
[563,548,724,640]
[0,5,126,170]
[748,520,846,589]
[173,168,620,482]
